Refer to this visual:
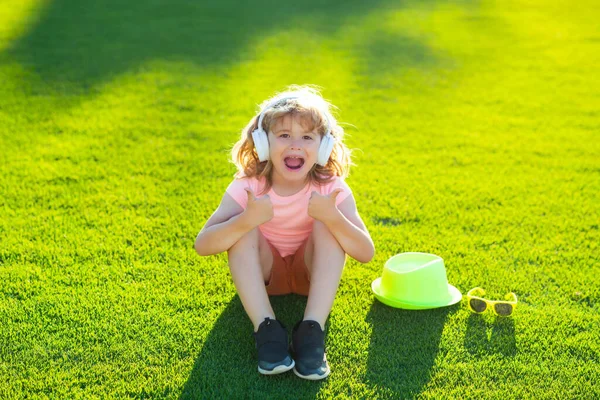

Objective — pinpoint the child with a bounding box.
[194,85,374,380]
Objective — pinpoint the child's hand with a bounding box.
[308,189,343,224]
[244,188,274,227]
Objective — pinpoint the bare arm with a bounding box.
[194,192,253,256]
[322,194,375,264]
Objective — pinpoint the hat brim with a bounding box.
[371,277,462,310]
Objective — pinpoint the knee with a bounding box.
[228,228,259,256]
[312,221,342,250]
[307,222,346,274]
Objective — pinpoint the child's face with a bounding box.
[268,113,321,184]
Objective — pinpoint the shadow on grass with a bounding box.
[4,0,449,91]
[365,302,456,398]
[180,294,323,399]
[464,314,516,357]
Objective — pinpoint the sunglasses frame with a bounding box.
[466,287,517,316]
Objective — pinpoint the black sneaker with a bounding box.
[253,318,294,375]
[291,320,330,380]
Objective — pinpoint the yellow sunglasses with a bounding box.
[467,287,517,316]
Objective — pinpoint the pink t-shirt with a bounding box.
[226,176,352,257]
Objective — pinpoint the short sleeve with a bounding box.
[225,178,251,209]
[318,176,353,207]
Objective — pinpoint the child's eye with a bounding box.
[278,134,290,138]
[303,136,313,140]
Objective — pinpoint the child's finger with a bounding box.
[244,188,255,201]
[329,188,344,199]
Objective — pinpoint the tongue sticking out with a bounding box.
[284,157,304,169]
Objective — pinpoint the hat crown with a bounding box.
[380,253,452,306]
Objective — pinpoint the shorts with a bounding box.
[265,240,311,296]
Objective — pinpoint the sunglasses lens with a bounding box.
[494,303,513,316]
[469,298,487,313]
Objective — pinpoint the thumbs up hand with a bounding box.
[308,188,343,223]
[244,188,274,227]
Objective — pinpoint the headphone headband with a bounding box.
[256,95,333,136]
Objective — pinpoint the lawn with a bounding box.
[1,0,599,398]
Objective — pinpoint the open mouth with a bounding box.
[284,156,305,171]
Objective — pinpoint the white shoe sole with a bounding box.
[258,359,295,375]
[293,366,330,380]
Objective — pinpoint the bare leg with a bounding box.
[303,221,346,328]
[227,227,275,331]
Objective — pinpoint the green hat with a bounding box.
[372,252,462,309]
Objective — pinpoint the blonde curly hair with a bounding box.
[231,85,353,194]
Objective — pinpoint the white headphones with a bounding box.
[251,95,336,166]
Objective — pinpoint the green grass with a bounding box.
[1,0,599,398]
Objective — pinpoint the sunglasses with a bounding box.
[467,287,517,316]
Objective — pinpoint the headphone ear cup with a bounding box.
[317,134,335,166]
[251,129,270,162]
